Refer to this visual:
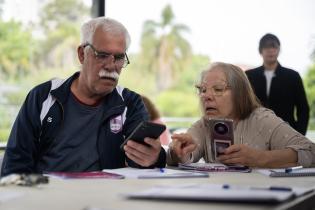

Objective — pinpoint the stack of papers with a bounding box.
[102,168,209,179]
[179,162,251,173]
[126,184,313,204]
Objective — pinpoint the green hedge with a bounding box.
[0,129,10,142]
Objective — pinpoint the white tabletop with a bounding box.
[1,170,315,210]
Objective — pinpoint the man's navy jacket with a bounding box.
[1,72,166,176]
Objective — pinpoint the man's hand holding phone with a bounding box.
[121,122,166,167]
[123,137,162,167]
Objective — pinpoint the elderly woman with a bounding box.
[167,62,315,168]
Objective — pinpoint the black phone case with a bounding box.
[120,121,166,150]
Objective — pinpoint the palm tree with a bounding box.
[139,4,191,91]
[38,0,89,69]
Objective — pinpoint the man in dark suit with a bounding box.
[246,33,309,135]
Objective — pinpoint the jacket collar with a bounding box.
[258,62,283,76]
[50,71,125,109]
[50,72,79,104]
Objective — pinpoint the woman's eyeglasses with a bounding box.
[195,84,230,96]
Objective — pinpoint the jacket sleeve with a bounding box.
[294,74,309,135]
[1,89,43,177]
[123,91,166,168]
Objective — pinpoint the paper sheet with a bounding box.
[0,191,24,203]
[103,168,209,179]
[126,183,313,203]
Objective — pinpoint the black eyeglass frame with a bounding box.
[83,43,130,68]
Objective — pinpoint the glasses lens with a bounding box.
[121,54,129,68]
[195,85,203,95]
[86,43,129,68]
[122,60,128,68]
[212,85,226,96]
[96,53,111,60]
[195,84,228,96]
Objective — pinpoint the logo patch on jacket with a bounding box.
[110,115,123,134]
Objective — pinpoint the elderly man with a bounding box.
[1,17,165,176]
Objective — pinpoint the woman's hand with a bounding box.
[218,144,298,168]
[218,144,266,167]
[170,133,197,163]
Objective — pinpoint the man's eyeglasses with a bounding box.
[195,84,230,96]
[83,43,130,68]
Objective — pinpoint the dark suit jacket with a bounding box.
[246,63,309,135]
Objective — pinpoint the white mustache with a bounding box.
[98,69,119,81]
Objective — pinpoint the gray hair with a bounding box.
[80,17,131,50]
[199,62,260,120]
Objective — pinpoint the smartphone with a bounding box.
[208,118,234,159]
[120,121,166,150]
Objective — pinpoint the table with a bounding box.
[0,170,315,210]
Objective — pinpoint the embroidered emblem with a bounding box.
[110,115,123,133]
[47,117,53,123]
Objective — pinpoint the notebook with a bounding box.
[268,168,315,177]
[179,162,251,173]
[126,184,313,204]
[46,171,125,179]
